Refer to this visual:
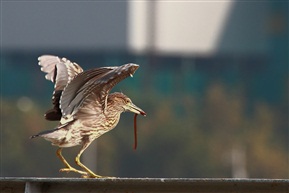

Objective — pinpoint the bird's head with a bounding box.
[108,92,146,116]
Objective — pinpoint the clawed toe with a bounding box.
[59,167,87,175]
[81,174,116,178]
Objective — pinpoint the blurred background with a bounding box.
[1,1,288,178]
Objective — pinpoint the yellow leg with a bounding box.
[75,143,103,178]
[56,148,88,176]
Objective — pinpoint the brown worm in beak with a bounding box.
[134,113,138,150]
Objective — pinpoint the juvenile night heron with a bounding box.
[31,55,146,178]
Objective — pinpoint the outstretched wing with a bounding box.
[60,63,139,123]
[38,55,83,120]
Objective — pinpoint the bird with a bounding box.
[31,55,146,178]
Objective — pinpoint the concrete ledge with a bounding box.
[1,177,288,193]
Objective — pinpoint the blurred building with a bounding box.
[2,1,287,101]
[1,1,278,55]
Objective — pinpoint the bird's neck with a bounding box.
[104,105,121,128]
[105,101,123,118]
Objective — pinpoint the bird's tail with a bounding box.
[30,134,39,139]
[30,128,59,139]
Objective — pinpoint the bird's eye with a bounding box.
[125,99,130,103]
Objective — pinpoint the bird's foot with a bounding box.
[81,175,116,178]
[80,172,115,179]
[59,167,88,175]
[80,174,101,178]
[80,173,101,178]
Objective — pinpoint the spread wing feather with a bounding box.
[38,55,83,120]
[60,63,139,120]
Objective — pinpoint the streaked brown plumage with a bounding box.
[31,55,146,178]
